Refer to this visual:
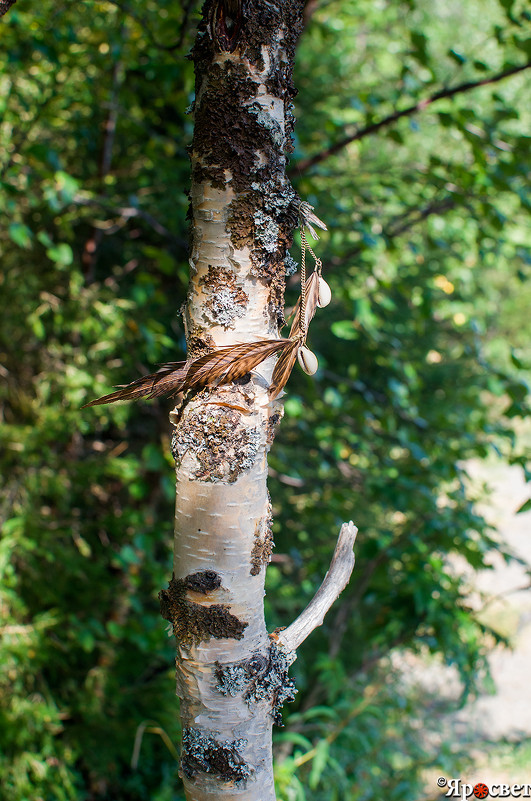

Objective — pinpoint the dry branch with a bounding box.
[277,521,358,654]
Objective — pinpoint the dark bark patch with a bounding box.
[171,406,261,482]
[184,570,222,594]
[266,412,282,445]
[250,500,274,576]
[227,191,258,250]
[265,63,298,153]
[159,574,247,647]
[192,162,226,190]
[265,61,289,102]
[192,62,265,194]
[181,727,251,783]
[285,101,297,152]
[186,333,216,360]
[241,0,305,78]
[239,3,281,70]
[192,0,304,78]
[268,270,287,330]
[199,265,248,329]
[214,642,297,725]
[210,0,243,53]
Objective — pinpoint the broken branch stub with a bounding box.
[276,521,358,655]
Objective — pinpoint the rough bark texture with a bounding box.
[161,2,305,798]
[0,0,17,18]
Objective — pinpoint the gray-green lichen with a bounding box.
[214,641,297,725]
[253,209,279,253]
[284,253,298,276]
[199,265,248,329]
[213,661,250,696]
[171,407,261,482]
[181,727,251,783]
[206,287,246,328]
[251,177,297,214]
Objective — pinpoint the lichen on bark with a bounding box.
[181,727,252,783]
[250,496,274,575]
[214,641,297,725]
[171,404,261,482]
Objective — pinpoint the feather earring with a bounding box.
[83,202,330,408]
[82,339,292,407]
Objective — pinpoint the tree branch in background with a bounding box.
[82,41,124,282]
[73,194,187,252]
[102,0,184,53]
[0,0,17,18]
[293,60,531,175]
[328,195,459,269]
[384,196,457,239]
[176,0,197,48]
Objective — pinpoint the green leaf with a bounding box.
[9,223,33,249]
[309,739,330,789]
[410,31,429,66]
[331,320,357,340]
[54,170,80,203]
[301,705,339,721]
[37,230,53,248]
[448,48,467,64]
[274,732,313,751]
[516,498,531,515]
[46,243,73,266]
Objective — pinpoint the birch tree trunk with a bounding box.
[158,3,353,799]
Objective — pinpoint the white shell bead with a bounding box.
[297,345,318,375]
[317,277,332,308]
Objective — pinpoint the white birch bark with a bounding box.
[159,4,305,798]
[159,4,355,799]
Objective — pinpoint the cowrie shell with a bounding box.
[317,277,332,308]
[297,345,318,375]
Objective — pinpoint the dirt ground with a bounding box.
[452,460,531,747]
[398,459,531,792]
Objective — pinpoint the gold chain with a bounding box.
[299,227,323,340]
[300,227,307,338]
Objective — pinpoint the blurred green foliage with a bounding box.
[1,0,530,798]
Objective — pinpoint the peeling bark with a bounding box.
[166,2,306,799]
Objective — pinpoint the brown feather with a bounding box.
[288,270,320,339]
[185,340,288,388]
[220,340,291,383]
[82,339,292,408]
[81,363,188,407]
[266,272,321,400]
[268,340,299,400]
